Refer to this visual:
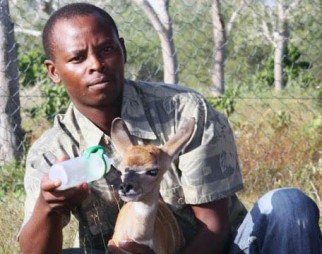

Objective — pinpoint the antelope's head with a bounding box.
[111,118,195,202]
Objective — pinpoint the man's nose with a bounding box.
[88,54,104,71]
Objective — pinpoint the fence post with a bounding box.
[0,0,22,165]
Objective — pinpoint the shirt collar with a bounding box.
[121,80,157,140]
[61,80,157,151]
[74,107,105,148]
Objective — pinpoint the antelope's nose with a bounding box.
[119,183,133,195]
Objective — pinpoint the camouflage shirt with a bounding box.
[21,80,247,250]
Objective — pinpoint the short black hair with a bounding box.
[42,2,119,60]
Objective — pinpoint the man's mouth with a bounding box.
[88,77,110,87]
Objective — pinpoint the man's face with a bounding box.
[46,13,126,109]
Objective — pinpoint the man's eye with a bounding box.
[146,169,158,176]
[71,56,84,62]
[102,46,113,53]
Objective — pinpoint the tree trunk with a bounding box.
[0,0,22,165]
[132,0,178,84]
[274,2,289,91]
[211,0,226,96]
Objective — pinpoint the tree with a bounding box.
[211,0,248,96]
[0,0,22,164]
[132,0,179,84]
[211,0,226,96]
[274,2,289,91]
[252,0,302,91]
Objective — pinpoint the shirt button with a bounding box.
[178,197,185,205]
[103,136,110,145]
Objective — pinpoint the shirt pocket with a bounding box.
[179,144,236,187]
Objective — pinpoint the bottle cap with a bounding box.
[83,145,113,177]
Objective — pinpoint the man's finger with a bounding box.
[41,175,62,191]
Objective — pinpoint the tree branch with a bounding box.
[14,27,41,37]
[226,0,249,36]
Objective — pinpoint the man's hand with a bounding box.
[39,155,91,215]
[19,159,91,254]
[40,175,91,215]
[108,240,155,254]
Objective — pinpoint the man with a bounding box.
[19,3,322,254]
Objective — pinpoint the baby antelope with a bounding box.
[108,117,195,254]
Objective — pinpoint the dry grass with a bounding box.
[0,195,79,253]
[231,96,322,228]
[0,197,24,253]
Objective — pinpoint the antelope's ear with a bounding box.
[111,118,135,156]
[162,118,195,159]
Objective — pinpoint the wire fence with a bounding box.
[0,0,321,252]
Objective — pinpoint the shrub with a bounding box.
[207,87,239,117]
[28,82,70,122]
[0,161,25,202]
[18,47,48,87]
[254,44,314,89]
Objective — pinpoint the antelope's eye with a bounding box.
[146,169,158,176]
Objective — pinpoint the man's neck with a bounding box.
[76,105,121,135]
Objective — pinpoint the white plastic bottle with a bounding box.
[49,145,113,190]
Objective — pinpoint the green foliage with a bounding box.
[255,54,274,87]
[207,88,239,117]
[18,46,47,87]
[28,83,70,122]
[302,115,322,139]
[317,89,322,108]
[269,110,292,131]
[0,161,25,201]
[254,44,314,89]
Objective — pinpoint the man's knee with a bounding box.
[257,187,319,224]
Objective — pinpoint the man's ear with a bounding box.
[119,38,127,63]
[44,59,61,83]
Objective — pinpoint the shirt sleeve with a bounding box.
[177,93,244,204]
[18,131,71,238]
